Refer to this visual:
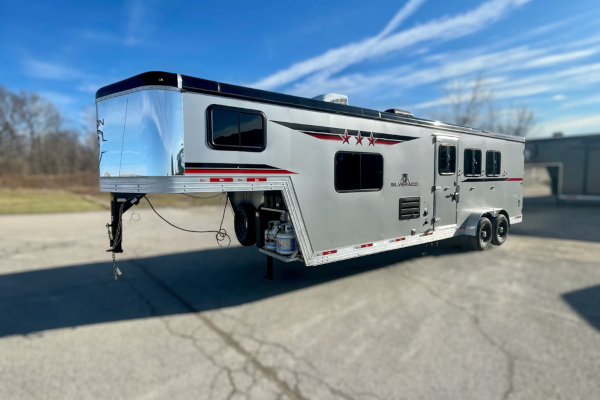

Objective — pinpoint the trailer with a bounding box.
[97,71,524,276]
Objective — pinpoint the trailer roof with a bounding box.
[96,71,524,143]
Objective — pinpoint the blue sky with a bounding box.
[1,0,599,137]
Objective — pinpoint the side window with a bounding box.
[486,150,501,176]
[438,145,456,175]
[335,152,383,192]
[208,105,265,151]
[464,149,482,176]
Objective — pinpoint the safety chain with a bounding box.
[106,222,122,281]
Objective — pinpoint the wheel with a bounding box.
[469,217,492,251]
[492,214,509,246]
[234,203,256,246]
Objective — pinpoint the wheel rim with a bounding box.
[497,220,508,240]
[480,224,491,246]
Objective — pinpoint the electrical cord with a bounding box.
[143,194,231,247]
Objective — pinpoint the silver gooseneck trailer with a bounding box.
[97,72,524,274]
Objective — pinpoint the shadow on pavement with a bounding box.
[0,239,467,338]
[562,285,600,331]
[511,199,600,242]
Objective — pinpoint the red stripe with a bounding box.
[360,243,373,248]
[186,169,296,174]
[307,133,343,141]
[246,177,267,182]
[210,177,233,183]
[323,250,337,255]
[507,178,523,181]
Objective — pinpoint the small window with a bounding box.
[335,152,383,192]
[486,151,501,176]
[438,145,456,175]
[464,149,482,176]
[208,105,265,151]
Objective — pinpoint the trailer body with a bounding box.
[97,72,524,266]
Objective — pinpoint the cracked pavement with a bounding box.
[1,202,600,399]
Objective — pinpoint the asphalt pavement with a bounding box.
[1,200,599,399]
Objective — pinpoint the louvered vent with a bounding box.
[399,197,420,220]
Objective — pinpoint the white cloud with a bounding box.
[252,0,427,90]
[539,115,600,135]
[252,0,531,91]
[23,60,84,80]
[552,94,565,101]
[124,0,150,46]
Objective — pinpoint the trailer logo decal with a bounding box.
[272,121,418,146]
[392,174,419,187]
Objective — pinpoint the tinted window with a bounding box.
[212,109,239,147]
[438,145,456,175]
[361,154,384,190]
[335,152,383,192]
[239,112,263,148]
[335,152,361,191]
[464,149,482,176]
[208,105,265,151]
[486,151,501,176]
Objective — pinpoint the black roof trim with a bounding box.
[95,71,179,99]
[95,71,524,143]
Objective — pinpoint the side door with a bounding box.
[433,135,459,229]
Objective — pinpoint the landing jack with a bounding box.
[107,192,145,253]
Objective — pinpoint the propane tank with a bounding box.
[264,221,280,251]
[276,223,296,256]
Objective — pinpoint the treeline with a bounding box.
[0,86,98,176]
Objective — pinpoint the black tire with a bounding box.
[492,214,509,246]
[234,203,256,246]
[469,217,492,251]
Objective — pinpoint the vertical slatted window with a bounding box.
[438,145,456,175]
[464,149,482,176]
[486,151,501,176]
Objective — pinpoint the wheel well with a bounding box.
[498,210,510,227]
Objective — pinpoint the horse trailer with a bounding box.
[97,72,524,276]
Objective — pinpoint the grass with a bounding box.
[0,190,106,214]
[0,190,228,215]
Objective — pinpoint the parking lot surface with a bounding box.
[1,201,599,399]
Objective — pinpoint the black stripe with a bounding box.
[185,163,278,170]
[272,121,417,142]
[462,178,508,182]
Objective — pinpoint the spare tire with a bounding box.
[234,203,256,246]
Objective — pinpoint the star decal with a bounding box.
[355,130,363,145]
[368,132,377,146]
[340,129,350,144]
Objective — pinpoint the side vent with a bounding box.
[399,197,420,221]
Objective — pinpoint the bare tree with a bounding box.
[0,85,99,176]
[433,75,535,137]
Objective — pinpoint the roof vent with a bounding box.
[385,108,413,117]
[312,93,348,105]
